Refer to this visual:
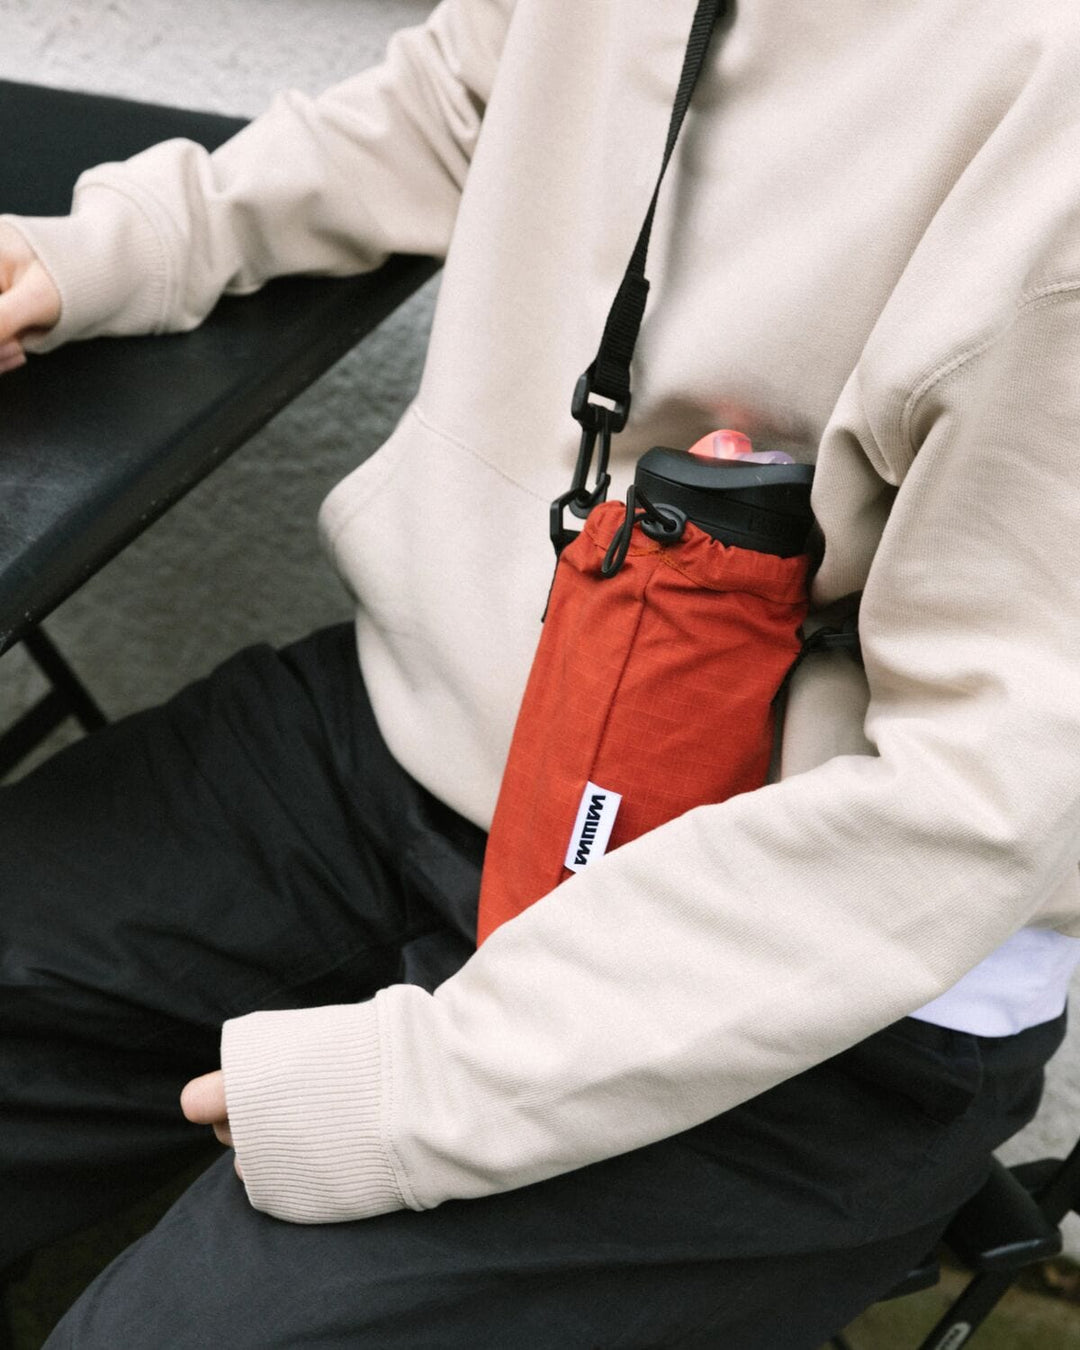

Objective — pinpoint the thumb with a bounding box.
[0,264,61,344]
[0,338,26,376]
[180,1070,229,1125]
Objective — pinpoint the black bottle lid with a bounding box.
[634,446,814,557]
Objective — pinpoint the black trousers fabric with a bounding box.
[0,624,1065,1349]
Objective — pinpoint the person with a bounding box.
[3,1,1080,1345]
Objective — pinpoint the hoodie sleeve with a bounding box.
[222,283,1080,1222]
[2,0,514,351]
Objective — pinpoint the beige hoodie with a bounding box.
[7,0,1080,1224]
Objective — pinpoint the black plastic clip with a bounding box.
[550,370,631,556]
[799,616,863,664]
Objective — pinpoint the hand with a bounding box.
[0,219,61,373]
[180,1070,244,1179]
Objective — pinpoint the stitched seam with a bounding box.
[321,411,417,552]
[658,546,807,607]
[579,556,670,818]
[900,278,1080,455]
[411,399,550,502]
[377,994,421,1210]
[72,179,172,332]
[322,401,548,555]
[76,176,180,332]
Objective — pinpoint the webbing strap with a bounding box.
[587,0,731,412]
[553,0,733,552]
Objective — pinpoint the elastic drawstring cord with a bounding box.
[601,485,686,577]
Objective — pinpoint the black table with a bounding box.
[0,80,437,768]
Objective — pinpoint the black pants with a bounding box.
[0,625,1064,1348]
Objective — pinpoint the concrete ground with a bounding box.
[837,1264,1080,1349]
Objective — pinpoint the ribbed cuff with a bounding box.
[2,181,167,353]
[221,998,411,1224]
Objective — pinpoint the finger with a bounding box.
[0,339,25,375]
[180,1070,228,1124]
[0,266,60,343]
[213,1121,234,1149]
[0,287,38,344]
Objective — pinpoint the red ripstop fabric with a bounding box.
[476,499,810,944]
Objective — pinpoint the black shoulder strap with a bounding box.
[551,0,734,553]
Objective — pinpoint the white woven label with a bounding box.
[564,782,622,872]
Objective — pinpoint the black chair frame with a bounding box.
[0,628,108,779]
[831,1139,1080,1349]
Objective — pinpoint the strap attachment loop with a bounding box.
[550,372,632,554]
[548,0,731,559]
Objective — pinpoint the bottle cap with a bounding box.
[688,428,795,465]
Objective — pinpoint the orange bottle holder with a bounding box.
[477,499,809,943]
